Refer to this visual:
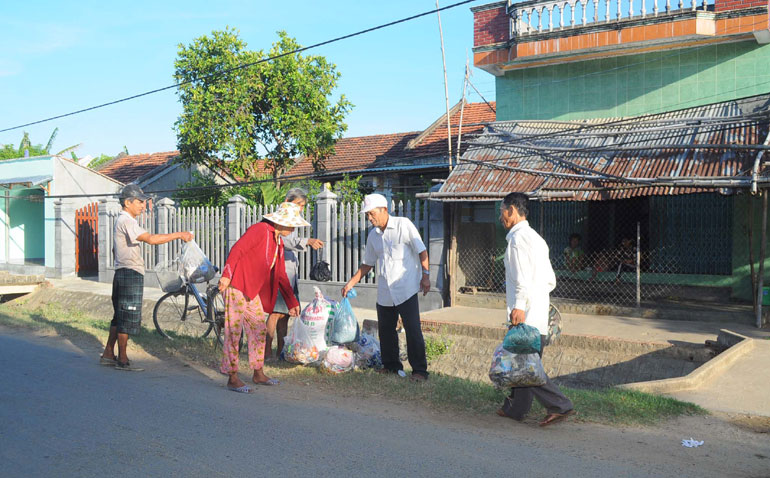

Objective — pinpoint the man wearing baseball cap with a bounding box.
[100,184,193,371]
[342,193,431,381]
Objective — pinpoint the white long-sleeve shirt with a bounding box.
[504,220,556,336]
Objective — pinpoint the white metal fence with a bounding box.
[101,196,431,284]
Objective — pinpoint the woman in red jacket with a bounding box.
[217,201,310,393]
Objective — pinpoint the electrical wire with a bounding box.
[0,0,479,133]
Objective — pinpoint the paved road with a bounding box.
[0,331,765,478]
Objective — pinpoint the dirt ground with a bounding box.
[3,321,769,478]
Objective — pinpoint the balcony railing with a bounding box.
[510,0,715,36]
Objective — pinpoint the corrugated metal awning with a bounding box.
[431,94,770,201]
[0,174,53,188]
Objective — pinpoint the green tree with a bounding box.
[174,28,352,180]
[333,174,373,204]
[0,128,79,160]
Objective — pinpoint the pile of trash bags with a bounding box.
[282,287,381,374]
[488,322,547,389]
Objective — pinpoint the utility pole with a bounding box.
[436,0,452,171]
[455,56,470,171]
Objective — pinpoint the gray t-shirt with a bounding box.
[113,211,147,275]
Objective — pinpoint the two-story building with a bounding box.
[429,0,770,324]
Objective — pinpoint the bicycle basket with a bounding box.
[156,268,184,293]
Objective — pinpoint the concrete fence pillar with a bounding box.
[315,186,337,267]
[155,197,175,268]
[428,184,446,297]
[53,199,77,278]
[98,196,120,283]
[226,195,247,255]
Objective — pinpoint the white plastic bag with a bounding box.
[282,287,334,365]
[320,346,355,374]
[180,239,215,283]
[488,344,547,389]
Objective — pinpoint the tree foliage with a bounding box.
[174,28,352,180]
[333,174,373,204]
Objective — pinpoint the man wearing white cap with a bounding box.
[342,193,430,381]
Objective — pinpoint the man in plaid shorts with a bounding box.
[100,184,193,371]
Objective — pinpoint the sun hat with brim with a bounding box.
[362,193,388,213]
[263,202,311,228]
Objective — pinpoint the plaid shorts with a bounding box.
[111,268,145,335]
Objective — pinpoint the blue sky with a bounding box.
[0,0,496,159]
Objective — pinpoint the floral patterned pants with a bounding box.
[220,287,267,374]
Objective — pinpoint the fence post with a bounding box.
[315,186,337,266]
[226,195,247,255]
[155,197,175,268]
[428,184,445,297]
[636,221,641,307]
[53,199,77,278]
[98,196,120,283]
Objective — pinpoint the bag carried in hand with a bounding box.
[328,289,360,345]
[502,323,542,355]
[309,261,332,282]
[282,287,334,365]
[180,240,216,284]
[488,344,547,389]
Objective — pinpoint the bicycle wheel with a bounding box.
[209,290,244,350]
[153,288,214,339]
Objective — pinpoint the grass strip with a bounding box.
[0,301,706,426]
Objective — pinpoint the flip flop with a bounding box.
[99,356,117,366]
[114,361,144,372]
[254,378,280,386]
[227,385,253,394]
[539,409,576,427]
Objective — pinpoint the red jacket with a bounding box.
[222,221,299,313]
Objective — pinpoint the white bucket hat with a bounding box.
[264,202,311,228]
[362,193,388,213]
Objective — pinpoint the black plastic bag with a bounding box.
[310,261,332,282]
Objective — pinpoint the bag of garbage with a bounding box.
[546,304,563,345]
[283,287,334,365]
[352,332,382,370]
[502,323,542,355]
[328,289,360,345]
[320,345,355,374]
[180,239,216,284]
[488,344,547,389]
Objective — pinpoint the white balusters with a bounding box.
[654,0,659,16]
[581,0,587,24]
[642,0,647,17]
[547,5,554,30]
[665,0,671,13]
[691,0,696,10]
[617,0,622,20]
[679,0,683,10]
[629,0,634,17]
[605,0,610,22]
[571,0,576,26]
[593,0,599,22]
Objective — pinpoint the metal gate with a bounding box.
[76,202,99,275]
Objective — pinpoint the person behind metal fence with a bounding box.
[217,201,310,393]
[100,184,193,371]
[265,189,324,362]
[341,193,431,381]
[496,192,576,426]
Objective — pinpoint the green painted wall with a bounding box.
[7,189,45,262]
[496,41,770,121]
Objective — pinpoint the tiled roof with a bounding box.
[285,131,421,177]
[97,151,179,184]
[284,101,496,177]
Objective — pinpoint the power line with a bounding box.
[0,0,479,134]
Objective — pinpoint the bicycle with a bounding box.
[153,268,228,345]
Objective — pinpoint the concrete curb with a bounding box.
[620,330,756,394]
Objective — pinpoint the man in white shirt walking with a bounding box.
[496,192,575,426]
[342,194,431,381]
